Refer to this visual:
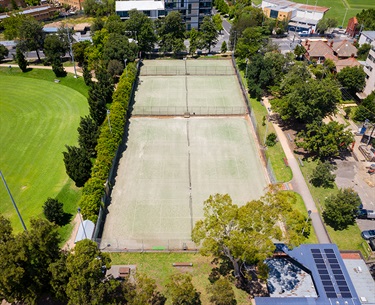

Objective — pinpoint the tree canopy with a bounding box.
[323,188,362,230]
[199,16,219,53]
[296,121,354,159]
[337,66,366,95]
[63,145,92,187]
[155,11,186,54]
[272,78,341,123]
[356,9,375,31]
[192,192,309,281]
[166,273,201,305]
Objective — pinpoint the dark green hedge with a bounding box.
[79,62,137,222]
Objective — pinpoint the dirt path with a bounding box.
[62,213,80,251]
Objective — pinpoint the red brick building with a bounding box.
[346,16,359,38]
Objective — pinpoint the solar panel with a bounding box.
[339,286,350,292]
[328,258,338,264]
[334,275,345,281]
[326,293,337,298]
[326,253,336,258]
[322,280,333,286]
[325,286,335,292]
[337,281,347,286]
[318,269,329,274]
[317,264,327,269]
[320,274,330,280]
[313,253,323,258]
[314,258,324,264]
[341,293,352,298]
[324,249,334,253]
[332,269,343,275]
[311,249,321,253]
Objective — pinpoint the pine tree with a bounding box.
[14,46,28,72]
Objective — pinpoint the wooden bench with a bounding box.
[283,158,289,167]
[118,267,131,277]
[173,262,193,267]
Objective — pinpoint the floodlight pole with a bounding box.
[107,110,112,134]
[77,207,87,239]
[124,58,128,78]
[302,210,312,236]
[66,26,78,78]
[0,170,27,231]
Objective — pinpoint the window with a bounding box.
[270,9,278,18]
[188,4,191,14]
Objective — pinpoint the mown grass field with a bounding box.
[109,252,250,305]
[0,67,88,238]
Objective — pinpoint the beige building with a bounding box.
[59,0,84,10]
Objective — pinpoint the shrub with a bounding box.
[43,198,65,225]
[265,133,277,147]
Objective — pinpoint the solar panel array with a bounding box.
[311,248,352,299]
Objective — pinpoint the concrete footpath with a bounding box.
[0,63,83,76]
[263,98,331,244]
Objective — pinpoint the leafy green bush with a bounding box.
[79,62,137,222]
[265,133,277,147]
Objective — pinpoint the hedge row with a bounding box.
[79,62,138,222]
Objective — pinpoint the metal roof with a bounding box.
[255,244,361,305]
[74,220,95,243]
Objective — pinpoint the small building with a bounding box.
[59,0,85,10]
[254,244,364,305]
[335,57,361,73]
[261,0,329,32]
[0,4,59,22]
[358,31,375,47]
[346,16,359,38]
[74,219,95,243]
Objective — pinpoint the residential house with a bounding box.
[362,41,375,97]
[332,40,358,58]
[346,16,359,38]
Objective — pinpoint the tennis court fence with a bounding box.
[140,65,235,76]
[96,238,198,252]
[132,106,248,116]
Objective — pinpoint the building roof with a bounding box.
[335,57,361,72]
[304,40,334,58]
[254,244,361,305]
[360,31,375,41]
[116,0,165,11]
[342,256,375,304]
[74,220,95,243]
[332,40,357,57]
[74,23,91,32]
[290,16,319,25]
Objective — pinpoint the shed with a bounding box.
[74,219,95,243]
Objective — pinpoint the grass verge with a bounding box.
[109,252,250,305]
[0,67,88,239]
[298,157,365,253]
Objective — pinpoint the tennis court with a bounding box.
[101,59,268,251]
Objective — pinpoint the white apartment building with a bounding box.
[116,0,212,29]
[363,41,375,97]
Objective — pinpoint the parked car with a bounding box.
[357,209,375,220]
[361,230,375,240]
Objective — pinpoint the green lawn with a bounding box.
[109,252,250,305]
[0,67,88,238]
[298,157,367,253]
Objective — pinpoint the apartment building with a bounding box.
[116,0,212,29]
[363,41,375,97]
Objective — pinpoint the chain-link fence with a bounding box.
[140,65,235,76]
[132,105,248,116]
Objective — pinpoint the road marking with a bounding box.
[223,27,230,36]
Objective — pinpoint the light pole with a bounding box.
[77,207,87,239]
[0,170,27,231]
[245,58,249,78]
[66,25,78,78]
[302,210,312,236]
[124,58,128,78]
[107,109,112,134]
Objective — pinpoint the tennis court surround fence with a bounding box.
[140,65,235,76]
[92,58,277,250]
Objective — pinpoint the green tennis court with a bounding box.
[102,59,268,250]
